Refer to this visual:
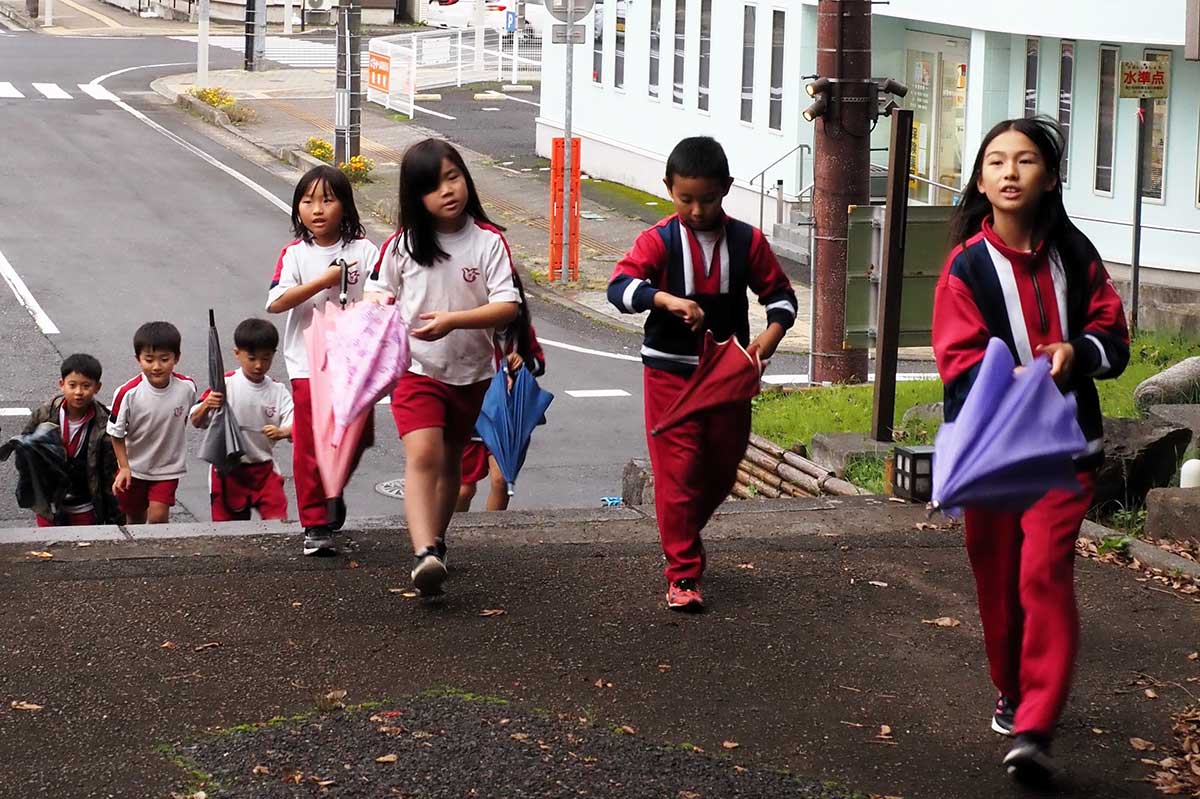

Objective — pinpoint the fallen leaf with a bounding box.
[1145,688,1159,699]
[1130,737,1156,751]
[921,617,962,628]
[251,765,270,776]
[1092,728,1106,735]
[280,769,303,784]
[26,551,53,560]
[377,725,405,735]
[594,678,612,689]
[1189,652,1199,662]
[291,601,302,608]
[311,777,336,787]
[318,689,347,710]
[193,642,220,652]
[411,730,433,739]
[619,724,637,735]
[868,581,889,588]
[678,792,702,799]
[10,701,43,712]
[658,663,671,673]
[76,542,92,548]
[721,740,739,750]
[888,497,906,503]
[161,641,177,650]
[511,732,531,741]
[914,522,938,531]
[733,766,748,774]
[349,561,360,569]
[736,562,755,570]
[375,754,398,764]
[877,725,894,741]
[479,608,507,617]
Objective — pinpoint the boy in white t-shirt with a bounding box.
[107,322,198,524]
[190,318,294,522]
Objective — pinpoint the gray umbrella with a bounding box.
[198,309,246,477]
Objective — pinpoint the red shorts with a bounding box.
[36,510,97,527]
[210,462,288,522]
[390,371,489,448]
[116,478,179,515]
[461,440,490,485]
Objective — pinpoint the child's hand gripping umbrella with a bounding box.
[304,300,410,499]
[474,364,555,496]
[650,331,762,436]
[931,337,1088,516]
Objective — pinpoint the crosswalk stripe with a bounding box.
[0,82,24,98]
[32,82,71,100]
[78,83,119,101]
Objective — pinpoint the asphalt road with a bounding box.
[0,34,725,527]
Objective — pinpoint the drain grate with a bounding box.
[375,478,405,499]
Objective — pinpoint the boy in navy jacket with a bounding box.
[608,136,797,611]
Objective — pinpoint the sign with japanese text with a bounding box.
[368,52,390,94]
[1120,59,1170,99]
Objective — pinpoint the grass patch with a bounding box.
[157,743,216,794]
[419,686,509,705]
[843,456,888,495]
[577,177,670,224]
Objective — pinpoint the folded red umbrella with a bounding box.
[650,331,763,436]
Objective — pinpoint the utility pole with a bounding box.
[197,0,210,87]
[334,0,362,164]
[809,0,872,384]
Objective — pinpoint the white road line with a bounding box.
[78,83,119,101]
[538,337,642,363]
[413,104,456,120]
[0,407,31,416]
[0,82,23,98]
[760,372,937,386]
[500,93,540,108]
[88,61,193,86]
[0,248,59,334]
[32,83,71,100]
[565,389,631,398]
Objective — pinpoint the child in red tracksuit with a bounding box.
[932,117,1128,783]
[608,136,797,612]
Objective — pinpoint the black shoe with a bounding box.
[328,497,347,532]
[411,547,447,596]
[303,526,336,556]
[1003,733,1057,784]
[991,695,1017,736]
[435,536,447,564]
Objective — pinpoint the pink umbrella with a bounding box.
[325,301,409,447]
[304,301,408,499]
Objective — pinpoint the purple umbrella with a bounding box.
[932,337,1087,516]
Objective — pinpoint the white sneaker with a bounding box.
[411,549,447,596]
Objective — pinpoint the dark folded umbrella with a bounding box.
[650,331,762,436]
[475,365,554,496]
[0,422,69,511]
[931,337,1087,515]
[198,309,246,476]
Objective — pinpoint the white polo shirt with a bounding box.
[266,236,381,380]
[106,373,197,481]
[193,369,295,466]
[366,217,521,386]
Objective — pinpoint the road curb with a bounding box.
[1080,519,1200,580]
[0,1,39,30]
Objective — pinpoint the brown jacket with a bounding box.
[22,398,122,524]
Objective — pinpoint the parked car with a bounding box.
[425,0,514,32]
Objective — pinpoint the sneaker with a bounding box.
[435,536,447,565]
[666,578,704,611]
[1003,733,1057,784]
[991,695,1017,736]
[303,526,336,556]
[411,548,448,596]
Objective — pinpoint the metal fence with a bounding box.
[367,28,542,117]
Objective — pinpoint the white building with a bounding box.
[537,0,1200,296]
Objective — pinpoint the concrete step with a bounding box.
[771,222,812,249]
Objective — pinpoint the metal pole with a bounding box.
[870,108,914,442]
[811,0,871,384]
[334,3,348,164]
[40,0,52,26]
[348,0,361,159]
[253,0,266,69]
[512,27,520,84]
[243,0,255,71]
[561,0,575,285]
[473,0,485,69]
[283,0,293,35]
[1130,99,1147,338]
[457,29,463,87]
[197,0,210,87]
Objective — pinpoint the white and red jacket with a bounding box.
[607,214,797,374]
[933,218,1129,466]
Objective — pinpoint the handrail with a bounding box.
[753,143,811,230]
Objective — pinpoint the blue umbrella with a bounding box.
[932,337,1087,516]
[474,365,554,496]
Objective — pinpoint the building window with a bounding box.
[648,0,661,98]
[740,5,756,122]
[768,9,785,129]
[672,0,687,105]
[615,2,626,88]
[698,0,712,111]
[1057,40,1074,183]
[592,3,603,83]
[1024,37,1039,117]
[1094,45,1119,195]
[1142,48,1171,201]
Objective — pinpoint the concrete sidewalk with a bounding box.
[153,68,820,355]
[0,499,1196,798]
[1,0,244,35]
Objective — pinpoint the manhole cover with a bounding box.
[375,478,405,499]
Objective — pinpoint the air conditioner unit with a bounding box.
[306,0,333,12]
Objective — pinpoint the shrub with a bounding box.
[339,154,376,184]
[191,86,235,109]
[305,137,334,164]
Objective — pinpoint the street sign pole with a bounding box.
[197,0,210,87]
[348,0,361,160]
[253,0,266,69]
[243,0,255,70]
[560,0,574,286]
[1131,99,1147,337]
[334,3,349,164]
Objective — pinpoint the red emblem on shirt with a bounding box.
[462,267,480,283]
[265,406,276,418]
[174,406,184,417]
[347,267,360,285]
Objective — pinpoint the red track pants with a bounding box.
[643,367,751,583]
[963,471,1095,737]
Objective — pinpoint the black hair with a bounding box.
[61,353,102,382]
[133,321,182,357]
[233,318,279,353]
[395,138,500,267]
[665,136,731,186]
[291,165,366,244]
[505,270,544,377]
[950,116,1104,302]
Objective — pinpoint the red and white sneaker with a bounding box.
[666,579,704,611]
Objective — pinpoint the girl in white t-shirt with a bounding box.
[266,166,380,557]
[366,139,519,596]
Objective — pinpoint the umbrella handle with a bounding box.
[337,258,350,307]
